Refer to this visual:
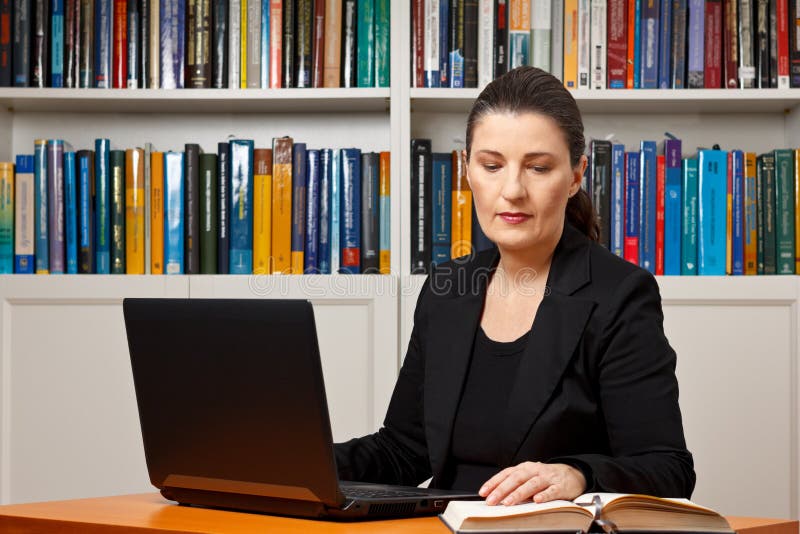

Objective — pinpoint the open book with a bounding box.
[439,493,735,533]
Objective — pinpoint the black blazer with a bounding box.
[335,223,696,498]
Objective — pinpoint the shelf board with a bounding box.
[410,88,800,114]
[0,88,392,114]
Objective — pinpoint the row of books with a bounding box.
[587,138,798,275]
[412,0,800,90]
[0,0,389,89]
[0,138,391,275]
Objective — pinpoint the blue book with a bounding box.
[34,140,48,273]
[438,0,449,87]
[47,139,65,274]
[610,144,625,258]
[431,153,452,265]
[260,0,269,88]
[64,151,78,274]
[687,0,704,87]
[229,139,254,274]
[340,148,361,274]
[624,152,640,265]
[664,139,682,275]
[640,0,660,88]
[681,158,698,275]
[657,0,671,88]
[331,149,341,273]
[160,0,185,88]
[318,149,333,274]
[94,138,110,273]
[291,143,307,274]
[94,0,112,87]
[78,151,94,273]
[14,155,35,274]
[304,149,321,273]
[671,0,687,88]
[633,0,642,88]
[639,141,657,273]
[127,0,139,87]
[51,0,64,87]
[449,0,465,89]
[731,150,745,275]
[697,149,727,275]
[164,151,184,274]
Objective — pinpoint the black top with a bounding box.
[450,326,530,491]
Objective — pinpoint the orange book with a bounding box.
[626,0,635,88]
[150,152,164,274]
[379,151,390,274]
[323,0,342,87]
[271,137,293,273]
[125,148,145,274]
[451,151,472,259]
[744,152,757,275]
[254,148,273,274]
[563,0,578,89]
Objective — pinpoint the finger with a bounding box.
[532,483,561,504]
[486,470,536,506]
[499,476,550,506]
[479,467,515,497]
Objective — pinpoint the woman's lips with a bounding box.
[497,212,531,224]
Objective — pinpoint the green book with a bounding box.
[110,150,126,274]
[773,149,796,274]
[681,158,698,275]
[374,0,389,87]
[757,153,777,275]
[0,163,13,273]
[357,0,375,87]
[199,153,218,274]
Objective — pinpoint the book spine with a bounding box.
[183,143,200,274]
[756,0,769,87]
[760,152,777,273]
[625,152,640,265]
[290,142,307,273]
[109,150,125,274]
[310,0,322,87]
[125,148,145,274]
[199,153,217,274]
[656,154,665,275]
[704,0,722,87]
[13,0,31,86]
[463,0,478,87]
[639,140,657,273]
[681,158,698,275]
[664,138,682,276]
[261,0,269,87]
[723,0,738,87]
[271,136,292,273]
[76,150,94,273]
[630,0,641,87]
[143,143,151,272]
[14,155,35,273]
[282,0,295,87]
[379,151,390,274]
[687,0,704,87]
[318,148,332,273]
[148,0,158,86]
[698,149,728,275]
[658,0,672,88]
[449,0,465,86]
[340,147,361,274]
[432,153,451,265]
[322,0,340,87]
[530,0,550,72]
[774,148,795,273]
[411,139,432,273]
[95,0,111,86]
[610,144,625,257]
[508,0,529,69]
[253,148,272,274]
[269,0,281,87]
[425,0,441,87]
[551,0,563,80]
[375,0,389,86]
[189,0,211,87]
[93,139,110,272]
[592,140,612,248]
[47,140,65,273]
[141,0,149,86]
[113,0,127,87]
[246,0,260,87]
[439,0,449,85]
[78,0,92,86]
[591,0,607,89]
[770,0,778,86]
[740,0,756,87]
[726,151,733,274]
[0,0,10,86]
[563,0,578,88]
[732,150,745,275]
[330,148,340,272]
[576,0,590,89]
[164,151,184,274]
[126,0,139,87]
[216,142,229,273]
[150,151,164,274]
[744,152,758,274]
[796,149,800,272]
[671,0,687,88]
[412,0,423,86]
[32,0,49,87]
[227,0,239,87]
[212,0,227,87]
[607,0,627,88]
[452,150,473,259]
[52,0,65,87]
[359,153,379,272]
[295,0,312,87]
[305,149,321,273]
[229,139,254,274]
[639,0,660,88]
[790,0,800,86]
[778,0,790,86]
[63,152,77,273]
[0,163,13,272]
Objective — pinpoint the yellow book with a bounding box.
[125,149,145,274]
[563,0,578,89]
[271,137,293,274]
[744,152,757,275]
[240,0,247,88]
[379,151,391,274]
[0,162,13,274]
[451,151,473,259]
[725,152,733,275]
[795,150,800,274]
[253,148,273,274]
[150,152,164,274]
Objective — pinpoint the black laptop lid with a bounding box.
[123,298,345,508]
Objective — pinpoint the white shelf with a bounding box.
[0,88,391,114]
[410,88,800,114]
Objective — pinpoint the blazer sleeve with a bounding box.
[333,280,433,487]
[550,269,696,498]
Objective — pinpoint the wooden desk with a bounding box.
[0,493,797,534]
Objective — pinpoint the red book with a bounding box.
[777,0,790,87]
[269,0,283,88]
[655,155,665,276]
[704,0,722,88]
[412,0,424,87]
[312,0,325,87]
[623,152,638,265]
[112,0,127,88]
[723,0,738,88]
[607,0,627,88]
[626,0,635,88]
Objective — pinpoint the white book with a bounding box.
[531,0,552,72]
[550,0,563,80]
[424,0,440,87]
[228,0,241,88]
[590,0,607,89]
[577,0,590,88]
[478,0,494,88]
[246,0,261,87]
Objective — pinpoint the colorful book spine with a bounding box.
[627,0,637,88]
[63,151,77,273]
[240,0,247,88]
[269,0,282,87]
[34,139,48,273]
[0,162,13,273]
[164,151,184,274]
[159,0,184,88]
[216,142,229,273]
[253,148,272,274]
[360,152,380,273]
[424,0,441,87]
[452,149,472,259]
[113,0,127,88]
[379,151,390,274]
[311,0,323,86]
[355,0,374,87]
[77,150,94,273]
[148,0,158,87]
[624,151,639,265]
[271,136,292,273]
[95,138,110,273]
[655,154,665,275]
[229,139,254,274]
[740,0,756,88]
[151,151,164,274]
[432,153,452,265]
[795,150,800,273]
[95,0,112,87]
[290,142,307,273]
[731,150,745,275]
[143,143,152,272]
[448,0,465,86]
[687,0,704,87]
[639,0,660,88]
[375,0,389,86]
[318,148,332,273]
[199,153,217,273]
[261,0,270,87]
[657,0,671,88]
[14,155,34,273]
[340,147,361,274]
[698,149,727,275]
[774,148,795,274]
[508,0,530,69]
[704,0,722,88]
[607,0,626,88]
[294,0,312,87]
[672,0,687,88]
[330,148,341,272]
[52,0,65,87]
[322,0,340,87]
[47,139,65,274]
[744,152,758,274]
[563,0,578,88]
[125,148,145,274]
[681,158,698,275]
[777,0,789,88]
[664,138,682,275]
[245,0,261,87]
[639,140,657,273]
[305,149,321,273]
[610,143,625,257]
[183,143,200,273]
[109,150,125,274]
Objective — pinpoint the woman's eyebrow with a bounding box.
[476,149,554,158]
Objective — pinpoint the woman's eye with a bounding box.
[483,164,500,172]
[529,166,549,173]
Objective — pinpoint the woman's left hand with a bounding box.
[479,462,587,506]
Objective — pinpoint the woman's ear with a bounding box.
[570,155,588,197]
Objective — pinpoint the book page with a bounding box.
[574,493,718,514]
[442,499,593,526]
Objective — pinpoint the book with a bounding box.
[378,151,390,274]
[77,149,95,273]
[340,147,361,274]
[34,139,48,273]
[199,152,217,274]
[439,493,733,533]
[110,149,126,274]
[229,139,254,274]
[253,148,272,274]
[125,148,145,274]
[164,151,184,274]
[0,161,13,273]
[14,155,34,273]
[432,152,452,266]
[291,142,307,273]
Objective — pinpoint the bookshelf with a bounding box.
[0,0,798,525]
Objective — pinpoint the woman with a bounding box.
[335,66,695,506]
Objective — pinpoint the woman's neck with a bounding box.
[494,234,561,292]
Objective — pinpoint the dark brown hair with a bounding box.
[465,66,600,242]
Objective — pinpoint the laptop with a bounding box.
[123,298,480,519]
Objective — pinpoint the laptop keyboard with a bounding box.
[343,487,426,499]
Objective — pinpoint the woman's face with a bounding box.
[464,111,586,255]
